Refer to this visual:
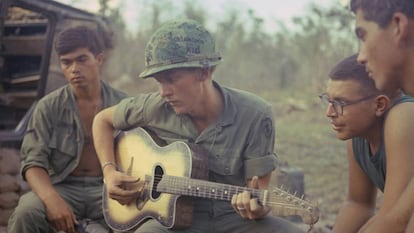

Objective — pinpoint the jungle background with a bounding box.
[94,0,359,231]
[5,0,364,231]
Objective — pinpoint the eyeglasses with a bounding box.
[318,93,377,115]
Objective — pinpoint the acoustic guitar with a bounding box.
[103,127,319,231]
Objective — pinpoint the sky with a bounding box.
[55,0,347,33]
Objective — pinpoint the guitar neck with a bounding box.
[157,175,266,203]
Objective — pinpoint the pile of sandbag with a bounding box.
[0,148,28,233]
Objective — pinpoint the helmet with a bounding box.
[138,19,222,79]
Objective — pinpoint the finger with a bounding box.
[122,176,140,183]
[108,184,139,197]
[232,192,242,206]
[54,219,66,232]
[66,217,75,233]
[249,176,259,188]
[241,191,251,210]
[250,198,262,211]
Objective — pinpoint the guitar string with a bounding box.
[133,174,317,224]
[151,174,308,200]
[150,174,314,210]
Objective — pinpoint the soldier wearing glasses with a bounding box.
[319,54,414,233]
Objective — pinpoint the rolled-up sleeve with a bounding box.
[243,106,277,179]
[244,153,277,178]
[113,97,145,130]
[20,101,53,179]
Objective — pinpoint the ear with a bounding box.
[374,95,391,117]
[95,52,105,65]
[199,67,211,80]
[392,12,410,47]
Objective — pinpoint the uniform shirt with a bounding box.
[352,94,414,192]
[113,81,277,188]
[20,81,127,184]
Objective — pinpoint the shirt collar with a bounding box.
[212,81,236,128]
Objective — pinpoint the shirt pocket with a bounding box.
[48,122,77,174]
[208,148,242,176]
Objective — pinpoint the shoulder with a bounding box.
[386,96,414,119]
[384,96,414,139]
[28,85,71,121]
[36,85,71,108]
[118,92,162,108]
[101,81,128,100]
[222,86,271,112]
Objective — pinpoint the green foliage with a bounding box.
[99,0,358,96]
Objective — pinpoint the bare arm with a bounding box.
[332,140,377,233]
[25,167,77,233]
[92,105,139,205]
[359,103,414,233]
[92,105,117,171]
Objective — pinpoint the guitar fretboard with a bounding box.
[156,175,266,203]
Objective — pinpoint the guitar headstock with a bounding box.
[267,187,319,225]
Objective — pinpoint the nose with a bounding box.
[159,82,171,98]
[325,103,337,118]
[70,61,80,73]
[356,50,366,65]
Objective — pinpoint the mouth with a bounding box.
[365,68,373,78]
[330,122,343,131]
[166,100,179,107]
[71,76,83,82]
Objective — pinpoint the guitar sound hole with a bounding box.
[151,165,164,199]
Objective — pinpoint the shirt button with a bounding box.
[224,167,230,174]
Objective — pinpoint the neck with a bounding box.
[73,80,101,102]
[401,28,414,95]
[403,60,414,95]
[191,82,223,132]
[366,121,384,155]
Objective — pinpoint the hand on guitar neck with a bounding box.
[231,176,272,220]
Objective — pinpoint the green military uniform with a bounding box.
[113,81,304,233]
[8,81,127,233]
[107,19,305,233]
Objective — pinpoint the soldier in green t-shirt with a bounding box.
[320,54,414,233]
[350,0,414,232]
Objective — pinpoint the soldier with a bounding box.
[350,0,414,232]
[321,54,414,233]
[7,26,127,233]
[92,19,305,233]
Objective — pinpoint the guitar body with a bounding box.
[103,127,209,231]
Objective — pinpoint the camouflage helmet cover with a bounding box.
[139,19,222,78]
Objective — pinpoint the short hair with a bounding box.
[329,54,380,95]
[55,26,105,56]
[350,0,414,28]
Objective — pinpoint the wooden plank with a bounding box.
[2,35,46,56]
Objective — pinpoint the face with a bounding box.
[59,47,103,88]
[324,79,380,140]
[154,68,203,115]
[355,9,404,94]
